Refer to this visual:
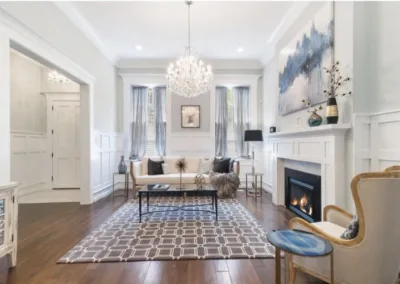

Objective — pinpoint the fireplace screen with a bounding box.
[285,168,321,222]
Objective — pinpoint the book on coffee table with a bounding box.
[149,184,170,191]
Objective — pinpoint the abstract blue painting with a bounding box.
[278,3,334,115]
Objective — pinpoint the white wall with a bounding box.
[0,2,118,132]
[10,51,45,133]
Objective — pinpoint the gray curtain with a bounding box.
[215,86,228,157]
[130,86,148,159]
[154,86,166,156]
[233,86,250,157]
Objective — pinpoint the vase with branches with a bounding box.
[175,158,187,190]
[323,61,352,124]
[302,100,323,127]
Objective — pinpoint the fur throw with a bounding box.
[209,171,240,199]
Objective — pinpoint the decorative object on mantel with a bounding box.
[323,61,352,124]
[278,2,333,115]
[175,158,187,190]
[166,1,213,98]
[194,174,206,190]
[118,156,127,174]
[269,126,276,133]
[302,100,323,127]
[181,105,200,128]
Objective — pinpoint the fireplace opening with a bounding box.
[285,168,321,222]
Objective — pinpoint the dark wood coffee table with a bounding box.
[137,184,218,223]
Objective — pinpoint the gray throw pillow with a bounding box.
[340,215,359,239]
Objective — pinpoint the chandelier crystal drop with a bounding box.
[166,1,213,98]
[48,70,72,84]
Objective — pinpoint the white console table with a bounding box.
[0,183,18,268]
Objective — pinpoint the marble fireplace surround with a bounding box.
[268,125,351,216]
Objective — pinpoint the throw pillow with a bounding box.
[213,157,231,174]
[340,215,359,239]
[148,159,164,175]
[229,159,236,173]
[199,159,214,174]
[162,163,169,175]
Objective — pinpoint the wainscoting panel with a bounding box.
[10,132,48,195]
[354,110,400,174]
[92,131,124,201]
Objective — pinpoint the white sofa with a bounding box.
[130,156,240,189]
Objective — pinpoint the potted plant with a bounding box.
[175,158,187,190]
[323,61,352,124]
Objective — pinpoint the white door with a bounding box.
[52,100,80,188]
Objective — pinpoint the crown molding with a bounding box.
[54,2,117,65]
[267,1,312,46]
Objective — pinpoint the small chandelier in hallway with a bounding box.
[48,70,72,84]
[166,1,213,98]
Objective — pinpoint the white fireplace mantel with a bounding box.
[268,124,351,215]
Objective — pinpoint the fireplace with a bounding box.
[285,168,321,222]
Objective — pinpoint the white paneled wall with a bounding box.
[11,131,48,195]
[92,131,124,201]
[354,110,400,173]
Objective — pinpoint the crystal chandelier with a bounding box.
[166,1,213,98]
[48,70,72,84]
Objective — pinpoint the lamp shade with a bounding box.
[244,130,263,142]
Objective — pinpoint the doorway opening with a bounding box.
[9,47,84,202]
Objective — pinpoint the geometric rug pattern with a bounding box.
[58,196,276,263]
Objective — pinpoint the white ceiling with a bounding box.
[66,1,293,64]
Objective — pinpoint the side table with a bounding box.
[267,229,334,284]
[245,172,263,200]
[112,172,129,200]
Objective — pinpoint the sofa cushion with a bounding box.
[141,156,162,175]
[148,159,164,175]
[213,157,231,173]
[184,157,201,173]
[313,221,347,238]
[136,173,210,185]
[164,156,182,174]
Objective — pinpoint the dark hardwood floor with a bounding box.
[0,190,324,284]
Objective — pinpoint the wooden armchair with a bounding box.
[289,169,400,284]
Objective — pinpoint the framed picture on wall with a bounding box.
[181,105,200,128]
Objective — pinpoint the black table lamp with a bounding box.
[244,130,263,174]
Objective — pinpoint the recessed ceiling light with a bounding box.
[136,45,143,51]
[237,47,244,53]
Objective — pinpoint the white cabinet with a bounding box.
[0,183,18,267]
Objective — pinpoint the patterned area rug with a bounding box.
[58,196,276,263]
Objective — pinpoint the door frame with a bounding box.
[0,9,95,204]
[45,93,80,189]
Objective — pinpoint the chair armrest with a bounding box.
[130,161,142,184]
[323,205,354,227]
[289,217,359,247]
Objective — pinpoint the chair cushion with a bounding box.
[313,221,347,238]
[148,159,164,175]
[136,173,210,185]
